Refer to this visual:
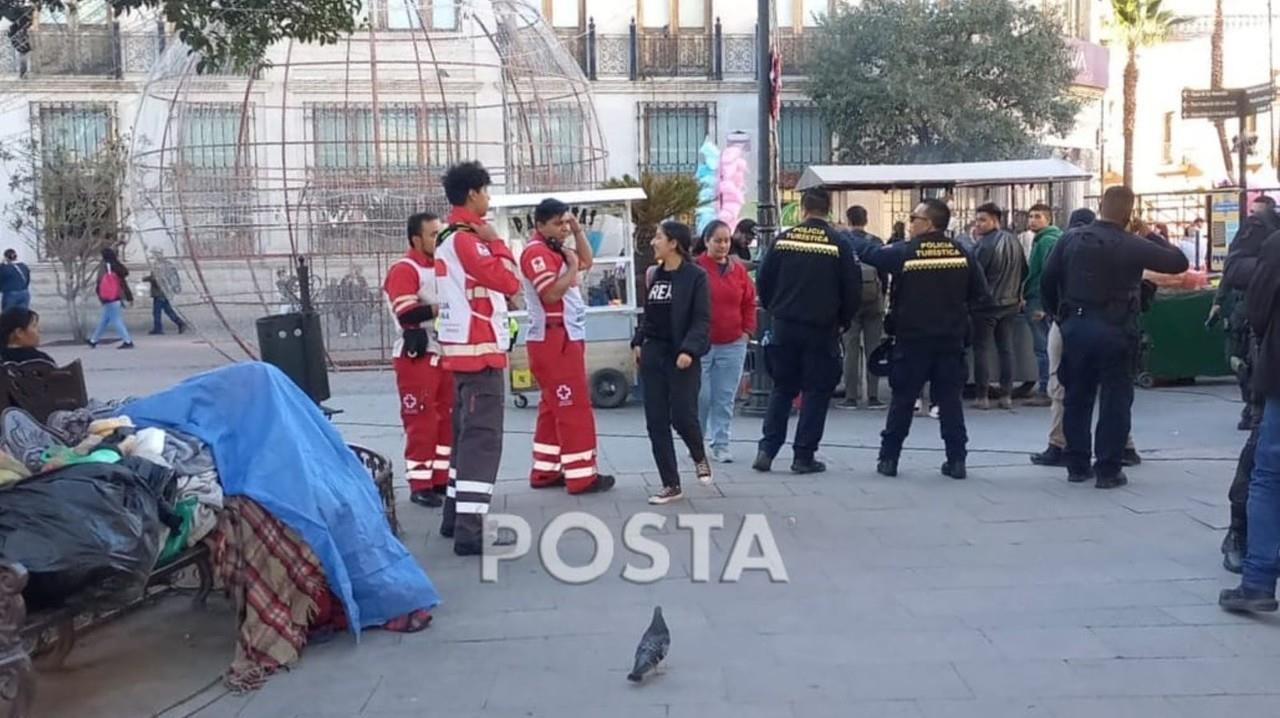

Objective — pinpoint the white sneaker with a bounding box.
[711,446,733,464]
[648,486,684,505]
[929,405,940,420]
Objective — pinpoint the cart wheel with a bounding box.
[590,368,629,409]
[513,394,529,409]
[1136,372,1156,390]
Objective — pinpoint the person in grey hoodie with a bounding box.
[971,203,1027,410]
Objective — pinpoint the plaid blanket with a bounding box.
[209,497,328,692]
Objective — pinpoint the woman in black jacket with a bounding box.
[633,221,712,504]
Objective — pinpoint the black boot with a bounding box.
[454,528,519,556]
[1067,466,1095,483]
[876,458,898,477]
[941,460,967,480]
[1094,471,1128,490]
[1030,445,1065,467]
[411,489,443,508]
[752,451,773,473]
[1218,586,1278,613]
[1221,528,1246,575]
[1121,448,1142,467]
[790,457,826,475]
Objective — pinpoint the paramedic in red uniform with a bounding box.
[435,161,522,556]
[521,198,616,495]
[384,212,453,509]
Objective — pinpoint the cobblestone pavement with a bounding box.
[33,336,1280,718]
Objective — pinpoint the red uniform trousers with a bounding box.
[527,325,599,493]
[394,354,454,493]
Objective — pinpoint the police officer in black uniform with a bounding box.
[1215,195,1280,571]
[1041,186,1189,489]
[850,198,990,479]
[753,187,861,474]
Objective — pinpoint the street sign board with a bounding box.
[1182,83,1276,120]
[1243,81,1275,114]
[1182,88,1244,120]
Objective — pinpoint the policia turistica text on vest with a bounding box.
[1040,191,1188,489]
[753,189,862,475]
[849,199,992,481]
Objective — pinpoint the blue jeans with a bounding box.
[151,297,183,333]
[698,338,749,450]
[90,301,133,345]
[1244,398,1280,596]
[1028,312,1050,394]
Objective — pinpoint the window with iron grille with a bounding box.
[513,105,587,190]
[309,103,464,173]
[359,0,459,31]
[640,102,714,176]
[31,102,120,261]
[37,104,112,162]
[179,103,249,171]
[779,103,831,175]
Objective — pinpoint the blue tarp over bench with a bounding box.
[124,362,439,632]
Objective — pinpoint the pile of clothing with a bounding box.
[0,362,440,691]
[0,405,223,610]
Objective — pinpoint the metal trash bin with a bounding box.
[256,312,330,403]
[1137,288,1232,387]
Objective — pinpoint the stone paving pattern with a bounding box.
[32,336,1280,717]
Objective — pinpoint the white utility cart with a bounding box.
[489,187,646,409]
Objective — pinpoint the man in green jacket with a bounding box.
[1022,203,1061,406]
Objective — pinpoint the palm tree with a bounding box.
[602,173,699,298]
[1211,0,1233,177]
[1109,0,1187,188]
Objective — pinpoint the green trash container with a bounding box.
[1137,287,1232,387]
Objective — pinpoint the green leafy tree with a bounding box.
[1109,0,1186,188]
[1,0,364,72]
[806,0,1081,164]
[1,137,130,340]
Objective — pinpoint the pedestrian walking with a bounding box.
[434,161,521,556]
[1041,186,1188,489]
[694,220,757,464]
[971,203,1027,410]
[632,221,712,505]
[1219,221,1280,614]
[752,187,861,475]
[521,198,615,494]
[88,248,134,349]
[385,212,454,509]
[143,259,186,336]
[1022,203,1060,406]
[851,198,990,480]
[838,205,886,410]
[0,249,31,312]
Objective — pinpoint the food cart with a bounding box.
[490,187,645,409]
[796,159,1092,393]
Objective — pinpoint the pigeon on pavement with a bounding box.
[627,606,669,682]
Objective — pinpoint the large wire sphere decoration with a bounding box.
[129,0,607,364]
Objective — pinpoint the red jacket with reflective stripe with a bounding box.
[436,208,521,372]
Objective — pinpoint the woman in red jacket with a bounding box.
[695,220,757,463]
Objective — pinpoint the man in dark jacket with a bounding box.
[753,187,861,474]
[839,205,887,409]
[1041,186,1189,489]
[971,203,1027,410]
[1219,228,1280,613]
[850,198,991,479]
